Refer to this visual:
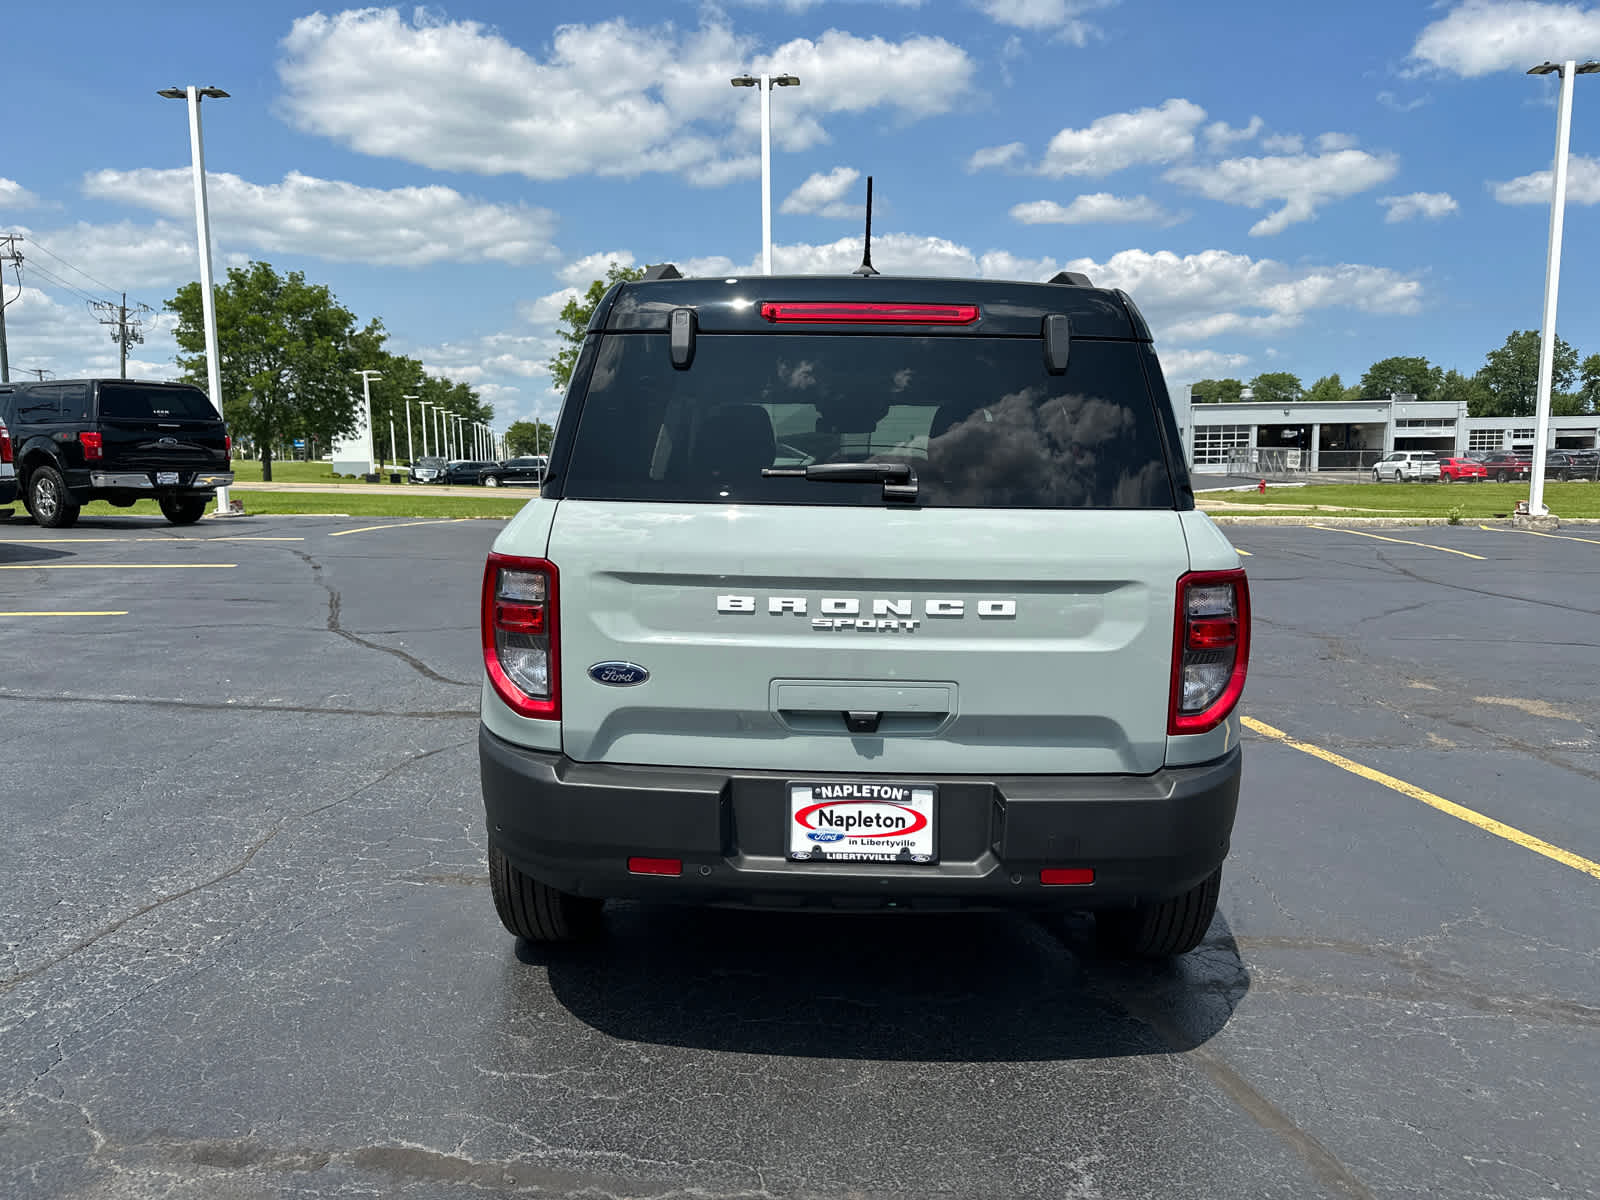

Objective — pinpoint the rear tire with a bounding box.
[484,475,501,487]
[1095,868,1221,959]
[1496,470,1510,483]
[488,845,604,944]
[159,495,208,525]
[27,466,80,529]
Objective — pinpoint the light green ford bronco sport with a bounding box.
[478,268,1248,957]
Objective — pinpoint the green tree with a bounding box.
[1435,367,1490,414]
[1574,353,1600,415]
[550,262,647,392]
[1358,356,1441,401]
[1474,330,1578,418]
[505,419,554,456]
[1190,378,1243,404]
[1248,371,1303,404]
[1304,373,1348,404]
[167,261,365,482]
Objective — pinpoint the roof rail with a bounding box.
[1048,270,1093,287]
[640,263,683,280]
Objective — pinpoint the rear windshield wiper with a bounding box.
[761,461,919,503]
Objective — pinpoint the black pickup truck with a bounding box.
[0,379,232,527]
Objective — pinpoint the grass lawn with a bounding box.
[69,492,530,520]
[1205,481,1600,519]
[229,459,386,485]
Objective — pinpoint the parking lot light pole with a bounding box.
[353,369,382,476]
[730,72,799,275]
[418,400,431,458]
[402,394,418,464]
[159,84,234,514]
[1526,59,1599,517]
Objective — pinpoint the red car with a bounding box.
[1439,456,1487,482]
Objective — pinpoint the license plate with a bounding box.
[787,782,936,864]
[156,472,180,485]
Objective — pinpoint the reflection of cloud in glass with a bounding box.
[927,389,1163,507]
[782,360,817,390]
[892,368,913,393]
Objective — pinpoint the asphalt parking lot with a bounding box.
[1,514,1595,1199]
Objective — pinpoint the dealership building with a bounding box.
[1171,388,1600,474]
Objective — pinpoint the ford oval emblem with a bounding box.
[588,661,650,687]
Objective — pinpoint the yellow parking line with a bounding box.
[1243,716,1600,882]
[0,611,128,617]
[1480,523,1600,547]
[330,519,469,538]
[1309,524,1485,560]
[0,563,235,570]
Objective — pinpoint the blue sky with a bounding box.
[3,0,1600,429]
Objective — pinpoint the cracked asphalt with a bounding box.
[0,514,1595,1199]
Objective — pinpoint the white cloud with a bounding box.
[1261,133,1304,154]
[12,221,198,290]
[1036,98,1208,177]
[1317,132,1360,151]
[556,252,637,286]
[975,0,1113,44]
[1,178,41,210]
[1410,0,1600,77]
[1010,193,1174,224]
[967,141,1026,172]
[1204,117,1263,151]
[781,166,864,217]
[83,168,559,267]
[1380,191,1460,221]
[1165,149,1400,235]
[1161,348,1253,381]
[1378,91,1429,113]
[1492,154,1600,203]
[0,284,181,381]
[277,10,973,183]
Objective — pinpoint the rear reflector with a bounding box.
[1040,868,1095,886]
[759,301,979,325]
[628,857,683,877]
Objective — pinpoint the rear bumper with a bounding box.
[87,470,233,490]
[480,728,1241,911]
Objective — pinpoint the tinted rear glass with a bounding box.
[563,334,1175,508]
[100,384,219,421]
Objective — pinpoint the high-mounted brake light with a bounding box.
[1169,569,1250,735]
[0,420,11,465]
[759,301,979,325]
[79,431,104,461]
[481,553,560,719]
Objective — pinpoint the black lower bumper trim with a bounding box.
[480,728,1241,911]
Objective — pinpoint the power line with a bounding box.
[22,259,109,308]
[23,236,127,299]
[90,292,153,379]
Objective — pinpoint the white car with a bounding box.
[1373,451,1442,482]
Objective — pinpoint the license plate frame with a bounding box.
[787,781,937,864]
[156,472,181,485]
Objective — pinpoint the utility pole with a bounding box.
[0,234,23,384]
[20,367,54,381]
[90,292,153,379]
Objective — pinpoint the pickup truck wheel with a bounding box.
[489,845,603,943]
[159,496,208,525]
[484,475,501,487]
[28,466,80,529]
[1095,868,1221,959]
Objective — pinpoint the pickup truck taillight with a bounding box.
[0,419,11,464]
[79,431,104,461]
[224,434,231,466]
[482,552,560,719]
[1169,569,1250,735]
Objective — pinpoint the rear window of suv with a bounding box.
[563,334,1176,508]
[99,384,220,421]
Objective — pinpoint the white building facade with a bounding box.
[1173,386,1600,474]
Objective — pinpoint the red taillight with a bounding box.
[224,434,232,465]
[0,420,11,465]
[1040,868,1095,886]
[759,301,979,325]
[79,431,103,461]
[1169,569,1250,735]
[481,553,559,719]
[628,857,682,877]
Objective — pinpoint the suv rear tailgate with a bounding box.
[550,501,1188,775]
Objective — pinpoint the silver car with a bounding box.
[1373,450,1443,481]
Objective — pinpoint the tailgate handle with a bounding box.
[844,711,882,734]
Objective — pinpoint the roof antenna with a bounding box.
[853,175,879,277]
